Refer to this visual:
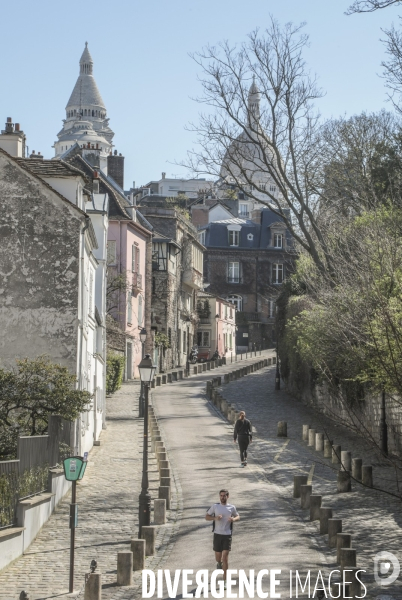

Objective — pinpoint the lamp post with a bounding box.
[275,307,280,391]
[138,354,157,537]
[215,313,219,356]
[139,328,147,418]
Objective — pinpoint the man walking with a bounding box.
[205,489,240,588]
[234,411,252,466]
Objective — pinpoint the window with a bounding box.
[273,264,284,284]
[192,244,203,273]
[127,291,132,324]
[226,294,243,311]
[198,230,206,245]
[269,300,275,318]
[270,185,276,193]
[228,230,240,246]
[239,204,249,217]
[152,242,167,271]
[138,295,143,325]
[274,233,283,249]
[132,245,136,272]
[197,331,210,347]
[260,183,266,191]
[107,240,117,265]
[228,261,240,283]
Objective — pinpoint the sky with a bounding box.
[1,0,401,188]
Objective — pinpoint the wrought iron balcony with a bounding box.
[132,272,143,291]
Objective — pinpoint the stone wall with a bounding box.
[0,151,83,371]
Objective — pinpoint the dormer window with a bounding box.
[274,233,283,248]
[229,230,239,246]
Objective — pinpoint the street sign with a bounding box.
[63,456,87,481]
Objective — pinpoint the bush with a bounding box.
[106,353,125,395]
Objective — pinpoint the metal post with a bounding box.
[380,386,388,455]
[275,339,280,390]
[138,383,151,537]
[69,480,77,593]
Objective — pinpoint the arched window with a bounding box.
[92,110,94,117]
[138,295,143,325]
[226,295,243,312]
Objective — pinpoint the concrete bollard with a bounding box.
[337,470,351,493]
[131,539,145,571]
[152,438,162,453]
[160,467,170,479]
[340,548,357,570]
[162,374,167,384]
[224,374,230,384]
[352,458,362,482]
[277,421,287,437]
[154,499,166,525]
[160,477,171,488]
[178,370,184,380]
[336,533,352,564]
[141,526,157,556]
[324,439,332,458]
[308,429,316,446]
[84,572,102,600]
[300,485,312,509]
[157,451,167,465]
[332,444,341,464]
[328,518,342,548]
[159,485,171,509]
[309,495,322,521]
[156,375,162,386]
[341,451,352,471]
[160,460,169,471]
[302,424,310,441]
[193,366,197,375]
[117,552,133,586]
[342,566,362,598]
[362,465,373,487]
[319,507,333,534]
[207,362,211,370]
[293,475,308,498]
[315,433,324,452]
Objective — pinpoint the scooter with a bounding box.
[189,346,198,364]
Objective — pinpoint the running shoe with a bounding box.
[217,561,222,569]
[240,463,245,467]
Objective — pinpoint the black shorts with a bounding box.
[213,533,232,552]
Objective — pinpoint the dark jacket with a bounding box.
[234,418,252,441]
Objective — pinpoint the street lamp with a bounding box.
[138,354,157,537]
[215,314,219,355]
[139,328,148,418]
[275,307,280,391]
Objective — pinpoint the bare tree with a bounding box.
[184,20,347,279]
[346,0,401,13]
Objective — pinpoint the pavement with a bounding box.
[1,352,401,599]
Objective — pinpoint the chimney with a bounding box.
[93,170,100,194]
[162,172,166,179]
[0,117,26,157]
[107,149,124,189]
[29,150,43,160]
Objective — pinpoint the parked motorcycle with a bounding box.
[211,349,220,361]
[189,346,199,364]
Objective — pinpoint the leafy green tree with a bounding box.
[0,356,91,459]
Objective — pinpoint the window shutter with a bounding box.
[136,248,141,273]
[132,245,136,272]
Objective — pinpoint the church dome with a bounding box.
[66,43,105,110]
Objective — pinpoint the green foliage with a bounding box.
[154,332,170,349]
[196,299,211,318]
[0,464,49,527]
[106,353,125,395]
[224,189,238,200]
[0,356,91,459]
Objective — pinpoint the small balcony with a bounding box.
[198,317,212,324]
[132,272,143,291]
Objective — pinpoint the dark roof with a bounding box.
[16,158,89,182]
[153,231,181,249]
[201,208,292,249]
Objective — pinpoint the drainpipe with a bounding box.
[77,216,91,454]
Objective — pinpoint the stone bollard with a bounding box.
[319,507,333,534]
[160,467,170,479]
[343,566,362,598]
[336,533,352,564]
[341,451,352,471]
[206,381,212,398]
[131,539,145,571]
[309,495,322,521]
[352,458,362,482]
[332,444,341,464]
[293,475,308,498]
[178,370,184,380]
[84,572,102,600]
[160,460,169,471]
[337,470,351,493]
[156,375,162,386]
[193,366,197,375]
[340,548,357,570]
[300,485,312,509]
[207,362,211,370]
[157,451,167,465]
[328,518,342,548]
[159,485,171,509]
[211,361,215,369]
[151,438,162,453]
[362,465,373,487]
[160,477,171,488]
[302,424,310,441]
[324,440,333,458]
[117,552,133,586]
[315,433,324,452]
[162,374,167,384]
[308,429,316,446]
[277,421,287,437]
[141,526,157,556]
[224,374,230,384]
[154,499,166,525]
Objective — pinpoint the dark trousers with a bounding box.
[238,436,249,462]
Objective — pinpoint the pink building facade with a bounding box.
[196,292,236,360]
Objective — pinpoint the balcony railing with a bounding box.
[132,272,143,291]
[198,317,211,324]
